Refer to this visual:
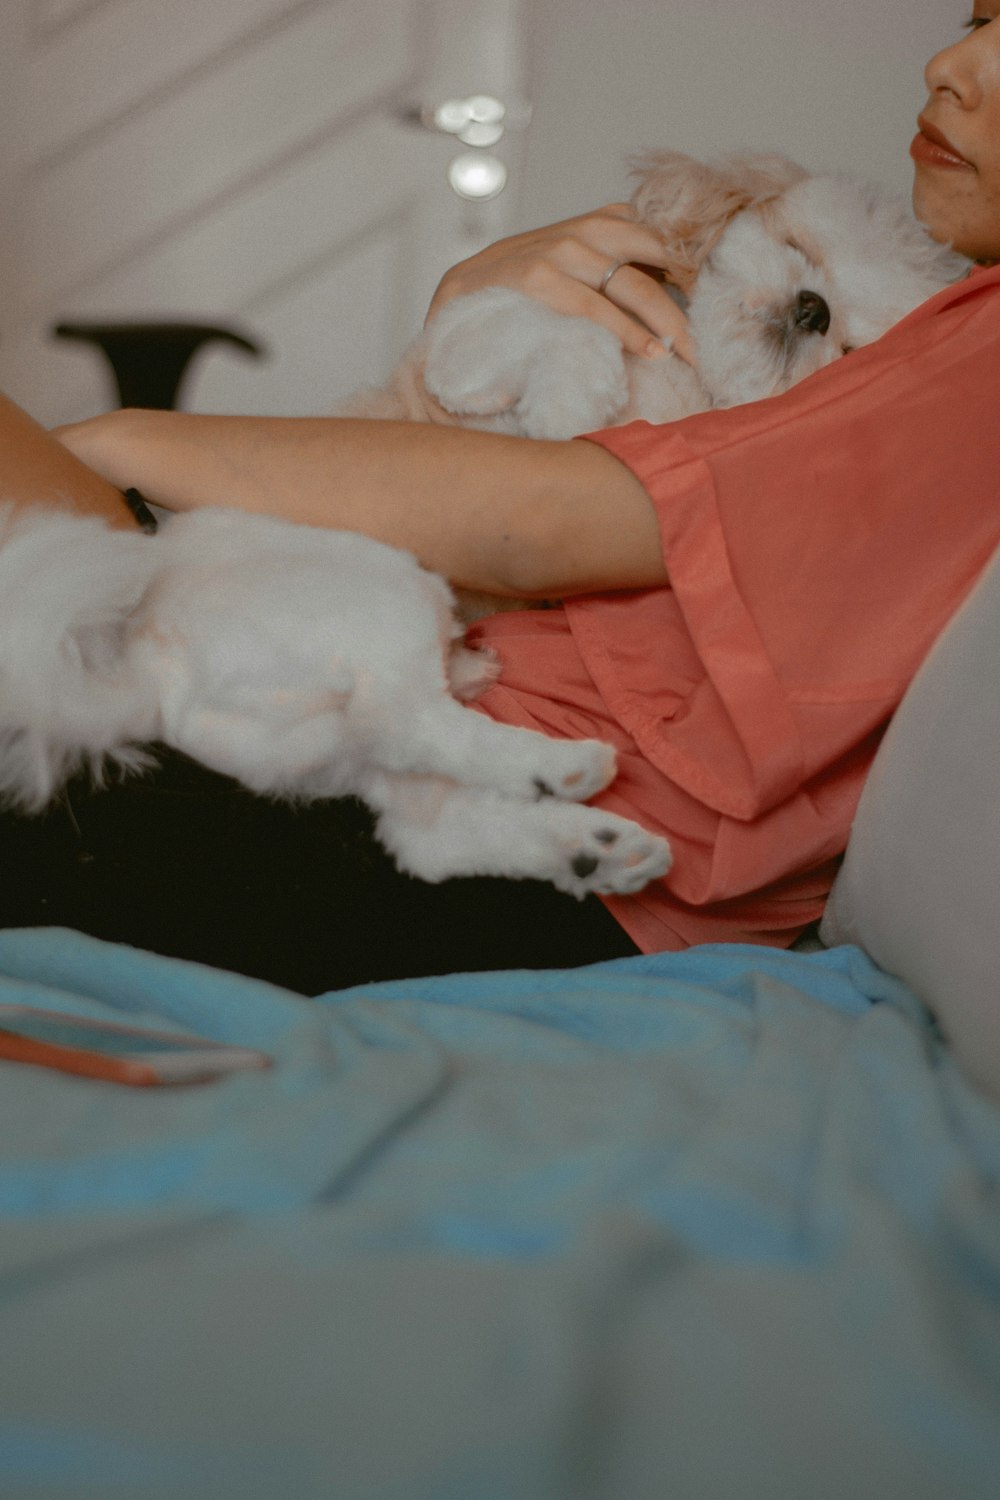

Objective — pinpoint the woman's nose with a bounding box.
[924,35,982,109]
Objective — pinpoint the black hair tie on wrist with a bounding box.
[122,487,158,534]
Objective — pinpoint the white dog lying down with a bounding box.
[0,503,671,897]
[341,150,968,439]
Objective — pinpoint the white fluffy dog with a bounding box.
[341,150,969,439]
[0,502,671,896]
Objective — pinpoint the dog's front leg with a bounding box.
[423,288,631,440]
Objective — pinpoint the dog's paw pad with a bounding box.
[553,813,672,898]
[536,740,617,802]
[491,737,617,804]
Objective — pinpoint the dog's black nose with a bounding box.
[794,290,831,336]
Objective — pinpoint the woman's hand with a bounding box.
[426,203,694,364]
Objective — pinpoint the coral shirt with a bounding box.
[469,263,1000,953]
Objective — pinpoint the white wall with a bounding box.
[1,0,531,426]
[515,0,960,229]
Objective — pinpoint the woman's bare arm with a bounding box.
[46,204,685,595]
[54,407,668,599]
[0,394,141,528]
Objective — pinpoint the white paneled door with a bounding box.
[1,0,530,424]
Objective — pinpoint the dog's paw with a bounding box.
[376,786,672,894]
[542,803,673,897]
[514,736,617,804]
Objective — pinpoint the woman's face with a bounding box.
[911,4,1000,261]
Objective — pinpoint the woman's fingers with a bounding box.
[426,205,693,362]
[515,241,692,361]
[599,264,695,363]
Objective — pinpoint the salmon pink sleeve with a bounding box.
[571,265,1000,823]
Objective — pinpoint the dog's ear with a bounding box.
[630,150,809,290]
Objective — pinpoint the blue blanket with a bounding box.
[0,928,998,1499]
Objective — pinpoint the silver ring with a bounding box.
[598,259,626,296]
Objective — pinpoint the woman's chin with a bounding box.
[912,176,998,263]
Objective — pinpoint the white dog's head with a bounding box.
[631,151,970,408]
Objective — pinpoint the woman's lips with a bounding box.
[910,122,975,171]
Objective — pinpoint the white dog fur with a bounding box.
[341,150,969,439]
[0,502,671,896]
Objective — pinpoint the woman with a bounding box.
[3,5,999,993]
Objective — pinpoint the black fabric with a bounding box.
[0,749,639,995]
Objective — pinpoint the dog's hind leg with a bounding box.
[361,770,672,896]
[368,690,619,804]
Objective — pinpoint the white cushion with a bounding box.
[820,543,1000,1097]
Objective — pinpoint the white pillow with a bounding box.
[821,542,1000,1097]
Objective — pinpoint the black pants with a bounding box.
[0,749,639,995]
